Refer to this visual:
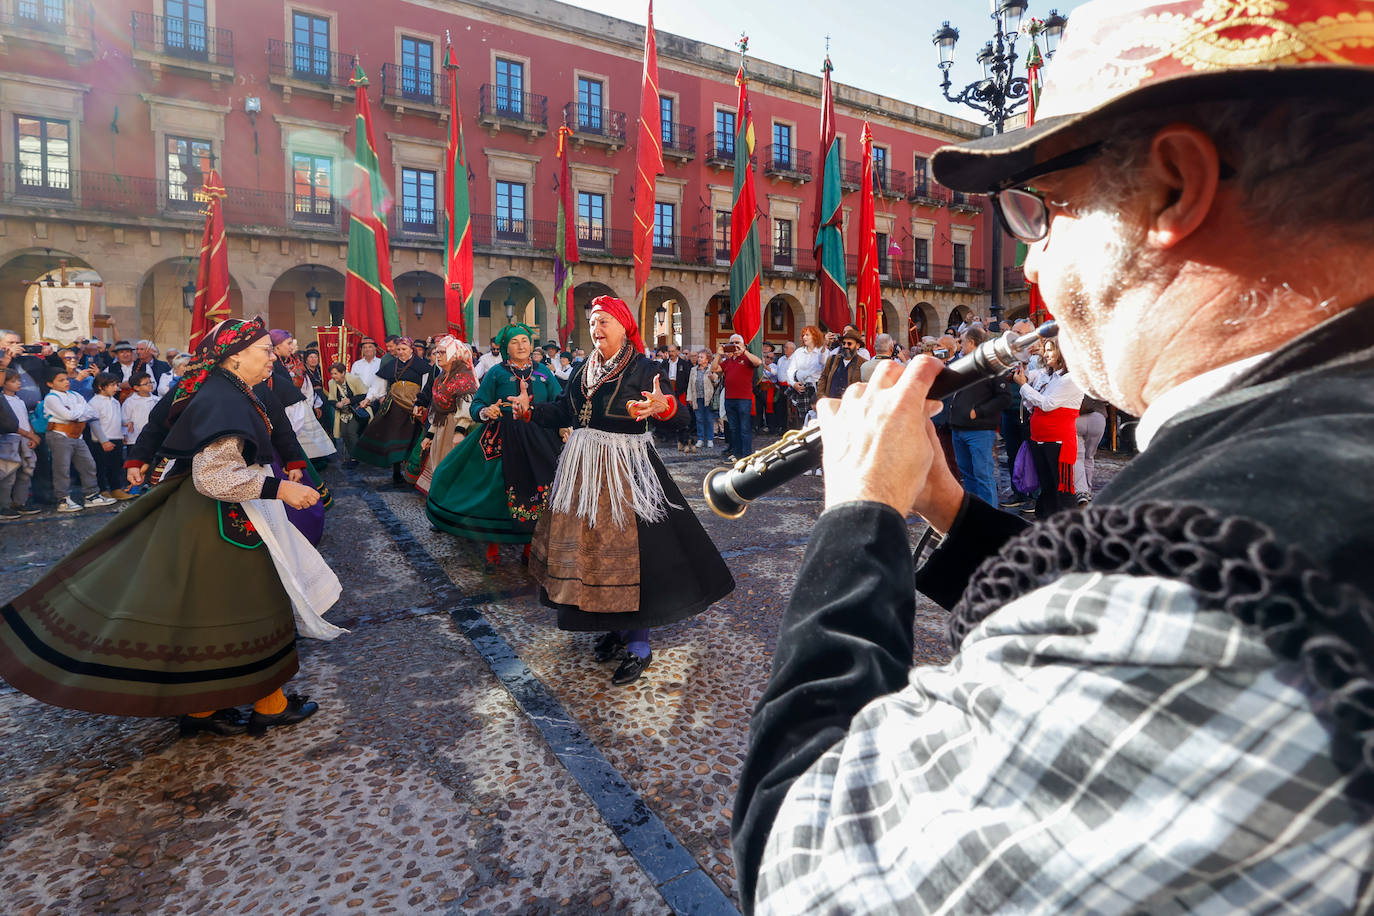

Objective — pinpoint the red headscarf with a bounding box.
[589,295,645,355]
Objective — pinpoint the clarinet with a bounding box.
[703,322,1058,518]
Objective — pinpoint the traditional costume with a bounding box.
[267,330,336,465]
[525,297,734,684]
[404,337,478,495]
[0,318,343,737]
[352,337,428,481]
[425,325,562,566]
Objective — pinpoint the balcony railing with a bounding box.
[1004,264,1029,291]
[908,179,950,206]
[949,191,985,213]
[380,63,447,108]
[130,11,233,68]
[396,203,439,237]
[661,122,695,157]
[705,131,735,166]
[478,84,549,131]
[267,40,355,88]
[839,158,862,190]
[563,103,627,144]
[763,145,812,181]
[872,166,907,199]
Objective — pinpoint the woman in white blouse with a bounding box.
[785,325,827,424]
[1012,337,1084,519]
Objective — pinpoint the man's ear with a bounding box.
[1146,123,1222,249]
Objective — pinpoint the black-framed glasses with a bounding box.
[991,142,1106,244]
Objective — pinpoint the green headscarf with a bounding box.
[495,323,535,360]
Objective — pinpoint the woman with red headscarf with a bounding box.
[509,296,734,685]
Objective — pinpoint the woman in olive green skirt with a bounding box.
[0,318,341,737]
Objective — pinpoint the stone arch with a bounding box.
[478,275,546,348]
[267,264,347,341]
[908,301,937,348]
[135,256,249,349]
[878,298,899,340]
[764,292,802,346]
[1002,302,1031,323]
[947,304,972,330]
[0,249,105,342]
[647,285,689,349]
[393,270,446,341]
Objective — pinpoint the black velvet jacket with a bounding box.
[128,377,307,471]
[530,353,680,434]
[732,303,1374,912]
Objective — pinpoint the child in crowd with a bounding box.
[122,371,156,443]
[89,372,129,500]
[42,368,115,512]
[0,368,41,520]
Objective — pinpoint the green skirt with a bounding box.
[0,474,298,717]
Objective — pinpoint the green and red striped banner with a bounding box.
[443,43,476,342]
[729,63,762,352]
[812,56,850,333]
[344,63,401,344]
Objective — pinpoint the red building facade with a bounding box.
[0,0,1027,350]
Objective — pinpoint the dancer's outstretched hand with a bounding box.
[629,375,671,421]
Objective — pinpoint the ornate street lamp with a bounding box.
[503,282,516,325]
[412,284,426,319]
[931,3,1067,321]
[182,278,197,311]
[305,265,321,316]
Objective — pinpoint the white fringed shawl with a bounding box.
[548,426,679,529]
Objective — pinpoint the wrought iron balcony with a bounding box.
[0,163,346,234]
[908,178,950,207]
[949,191,985,214]
[763,145,812,183]
[661,122,695,162]
[705,131,735,168]
[1004,264,1029,291]
[562,103,627,150]
[267,40,357,107]
[839,158,862,191]
[872,166,907,200]
[0,0,93,58]
[130,11,233,81]
[380,63,448,115]
[477,85,549,139]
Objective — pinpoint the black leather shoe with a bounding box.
[178,708,248,737]
[593,631,625,663]
[611,652,651,685]
[247,694,319,736]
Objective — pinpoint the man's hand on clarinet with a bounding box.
[815,357,964,533]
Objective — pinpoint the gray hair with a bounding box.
[0,328,17,341]
[874,333,894,355]
[171,355,192,370]
[1089,98,1374,241]
[136,339,154,349]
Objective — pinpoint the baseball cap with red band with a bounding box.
[932,0,1374,193]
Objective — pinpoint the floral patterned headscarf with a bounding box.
[170,317,268,420]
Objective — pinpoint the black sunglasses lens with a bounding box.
[996,188,1048,243]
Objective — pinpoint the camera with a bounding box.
[20,344,42,355]
[933,348,950,359]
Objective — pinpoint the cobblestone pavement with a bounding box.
[0,433,1128,915]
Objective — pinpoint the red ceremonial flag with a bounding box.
[632,0,664,318]
[729,61,762,350]
[856,123,881,352]
[444,41,476,341]
[812,57,850,332]
[189,170,231,351]
[344,63,402,345]
[554,126,580,348]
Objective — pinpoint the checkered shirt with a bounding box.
[755,572,1374,915]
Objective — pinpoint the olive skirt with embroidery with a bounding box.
[352,400,421,468]
[0,473,298,717]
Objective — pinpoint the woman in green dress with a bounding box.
[0,318,341,737]
[425,324,562,570]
